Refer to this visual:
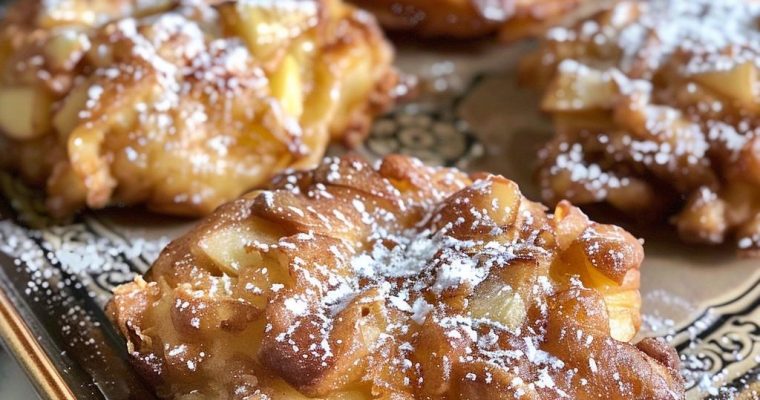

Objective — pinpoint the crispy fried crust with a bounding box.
[0,0,396,217]
[108,154,684,399]
[524,0,760,255]
[349,0,586,40]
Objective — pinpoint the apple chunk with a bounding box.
[270,55,304,119]
[0,86,53,140]
[197,222,275,276]
[53,83,89,138]
[542,61,620,112]
[218,1,319,61]
[693,62,758,107]
[469,281,526,331]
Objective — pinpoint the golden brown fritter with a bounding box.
[0,0,396,217]
[108,154,684,399]
[523,0,760,255]
[349,0,586,40]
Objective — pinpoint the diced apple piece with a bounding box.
[483,177,522,228]
[197,223,273,276]
[469,282,526,331]
[615,99,707,164]
[693,62,758,107]
[270,55,303,119]
[45,30,90,71]
[541,60,619,112]
[301,60,339,129]
[567,259,641,342]
[0,86,52,140]
[551,200,591,251]
[37,1,97,28]
[604,287,641,342]
[37,0,173,28]
[53,83,89,138]
[555,222,643,287]
[323,44,377,140]
[552,223,643,342]
[218,1,319,61]
[432,176,521,238]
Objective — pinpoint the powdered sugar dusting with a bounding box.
[111,154,680,398]
[0,218,168,306]
[537,0,760,253]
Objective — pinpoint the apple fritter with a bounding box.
[349,0,587,40]
[0,0,396,217]
[108,154,684,399]
[524,0,760,255]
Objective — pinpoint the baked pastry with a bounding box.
[524,0,760,255]
[108,154,685,399]
[0,0,396,217]
[349,0,586,40]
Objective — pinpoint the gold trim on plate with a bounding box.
[0,288,75,400]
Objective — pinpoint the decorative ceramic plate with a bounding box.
[0,21,758,400]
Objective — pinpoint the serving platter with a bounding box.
[0,27,758,400]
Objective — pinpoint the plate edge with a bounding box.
[0,288,75,400]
